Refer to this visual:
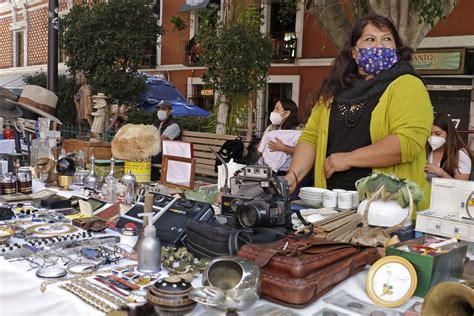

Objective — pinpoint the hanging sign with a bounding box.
[412,49,465,74]
[200,89,214,96]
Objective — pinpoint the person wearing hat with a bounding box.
[151,100,182,180]
[90,93,109,142]
[153,100,182,141]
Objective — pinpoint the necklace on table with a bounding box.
[337,100,368,128]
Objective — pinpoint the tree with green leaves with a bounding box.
[307,0,458,50]
[198,2,274,136]
[60,0,163,129]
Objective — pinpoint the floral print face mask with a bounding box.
[356,47,398,76]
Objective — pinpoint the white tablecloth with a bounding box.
[0,139,16,154]
[0,255,423,316]
[0,181,425,316]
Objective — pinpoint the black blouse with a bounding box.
[326,93,383,190]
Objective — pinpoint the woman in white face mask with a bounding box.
[425,112,473,181]
[256,99,304,173]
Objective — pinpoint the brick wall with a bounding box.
[59,0,69,11]
[27,6,48,66]
[0,16,13,68]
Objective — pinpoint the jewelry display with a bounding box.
[75,279,128,306]
[161,246,209,277]
[67,262,97,275]
[25,223,78,238]
[40,264,137,293]
[36,266,68,278]
[128,289,148,304]
[0,226,14,244]
[60,282,116,313]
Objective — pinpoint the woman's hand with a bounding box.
[425,163,443,176]
[284,171,298,193]
[268,138,287,152]
[324,152,352,178]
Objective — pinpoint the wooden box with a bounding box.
[63,139,112,161]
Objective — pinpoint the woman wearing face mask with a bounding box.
[256,99,304,174]
[285,14,433,210]
[425,112,472,181]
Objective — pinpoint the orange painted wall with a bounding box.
[301,11,339,58]
[161,0,190,65]
[159,1,474,123]
[269,65,330,122]
[427,0,474,36]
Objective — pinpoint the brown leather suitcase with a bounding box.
[237,235,380,307]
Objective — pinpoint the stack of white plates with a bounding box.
[298,187,327,207]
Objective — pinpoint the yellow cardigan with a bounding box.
[299,74,434,210]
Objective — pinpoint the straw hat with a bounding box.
[0,87,23,118]
[17,85,61,124]
[92,93,109,109]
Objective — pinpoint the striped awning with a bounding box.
[0,73,26,89]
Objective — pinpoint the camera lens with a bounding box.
[230,198,244,212]
[237,204,265,228]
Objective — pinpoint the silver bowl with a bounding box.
[197,256,261,312]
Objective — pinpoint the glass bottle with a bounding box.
[83,156,99,190]
[104,157,117,181]
[106,177,118,203]
[122,170,136,204]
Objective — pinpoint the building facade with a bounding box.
[0,0,473,141]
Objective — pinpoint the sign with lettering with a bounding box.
[412,49,465,74]
[200,89,213,96]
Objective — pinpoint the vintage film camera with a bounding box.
[221,165,291,228]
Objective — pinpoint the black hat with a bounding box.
[0,87,23,118]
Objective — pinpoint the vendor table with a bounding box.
[0,181,424,316]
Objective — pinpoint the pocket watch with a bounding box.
[366,255,417,308]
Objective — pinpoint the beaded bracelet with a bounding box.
[60,283,115,313]
[75,279,128,305]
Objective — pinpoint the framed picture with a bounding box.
[161,155,196,189]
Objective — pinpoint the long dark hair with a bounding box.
[431,112,473,176]
[314,14,413,104]
[278,98,300,129]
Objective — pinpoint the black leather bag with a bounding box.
[185,219,287,259]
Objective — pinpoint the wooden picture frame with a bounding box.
[160,155,196,190]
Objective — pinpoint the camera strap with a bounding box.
[293,210,314,239]
[228,230,253,255]
[228,227,288,255]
